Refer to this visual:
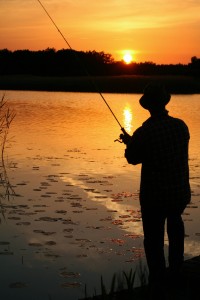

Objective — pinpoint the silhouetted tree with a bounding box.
[188,56,200,77]
[0,49,198,77]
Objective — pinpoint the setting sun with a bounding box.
[121,50,135,64]
[123,52,133,64]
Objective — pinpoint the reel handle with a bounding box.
[114,127,131,144]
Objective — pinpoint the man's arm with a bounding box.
[124,128,144,165]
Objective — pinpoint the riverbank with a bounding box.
[80,256,200,300]
[0,74,200,94]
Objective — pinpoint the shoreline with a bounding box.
[80,256,200,300]
[0,74,200,94]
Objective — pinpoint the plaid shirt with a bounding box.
[125,110,191,209]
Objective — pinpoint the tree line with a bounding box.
[0,48,199,77]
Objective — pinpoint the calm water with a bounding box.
[0,90,199,300]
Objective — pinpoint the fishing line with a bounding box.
[36,0,124,130]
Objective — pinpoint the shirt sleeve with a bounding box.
[124,127,144,165]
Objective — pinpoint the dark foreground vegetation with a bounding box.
[79,256,200,300]
[0,48,200,93]
[1,74,200,94]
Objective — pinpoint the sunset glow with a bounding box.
[0,0,199,64]
[123,52,133,64]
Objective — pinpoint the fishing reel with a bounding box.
[114,133,126,143]
[114,128,131,144]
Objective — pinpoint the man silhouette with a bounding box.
[121,83,191,298]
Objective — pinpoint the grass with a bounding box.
[80,257,200,300]
[81,262,148,300]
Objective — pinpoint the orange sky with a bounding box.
[0,0,199,64]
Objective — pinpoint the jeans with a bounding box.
[141,205,186,285]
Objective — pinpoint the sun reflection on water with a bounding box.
[123,105,133,133]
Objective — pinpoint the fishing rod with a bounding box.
[36,0,126,134]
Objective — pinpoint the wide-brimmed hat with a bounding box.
[139,83,171,110]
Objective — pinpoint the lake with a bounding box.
[0,90,199,300]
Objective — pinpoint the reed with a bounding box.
[81,259,198,300]
[0,93,15,220]
[82,261,148,300]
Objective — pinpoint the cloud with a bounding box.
[2,0,200,30]
[53,0,200,33]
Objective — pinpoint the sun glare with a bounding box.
[123,51,134,64]
[123,106,133,133]
[123,53,133,64]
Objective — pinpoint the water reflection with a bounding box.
[61,175,143,236]
[123,105,133,133]
[0,165,13,221]
[0,163,15,200]
[0,90,199,300]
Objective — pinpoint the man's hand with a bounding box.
[114,128,131,144]
[120,128,131,145]
[119,133,131,144]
